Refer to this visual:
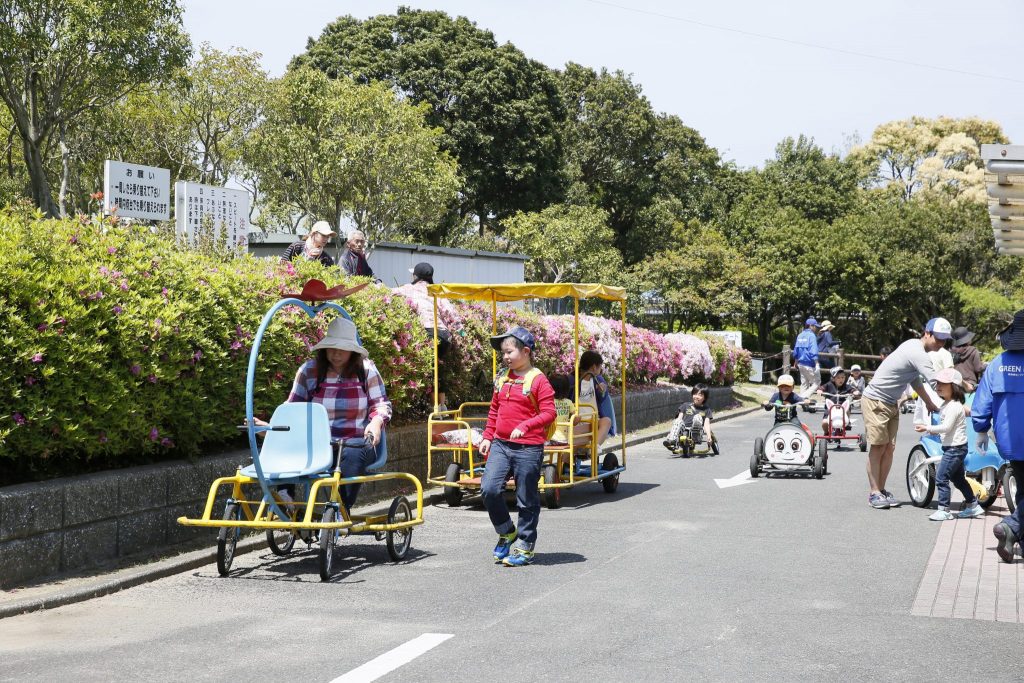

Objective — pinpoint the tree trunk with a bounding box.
[22,137,58,217]
[58,124,71,219]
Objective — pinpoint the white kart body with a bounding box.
[764,422,814,469]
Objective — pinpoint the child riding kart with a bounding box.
[816,366,867,451]
[751,374,828,479]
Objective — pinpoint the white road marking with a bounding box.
[714,470,757,489]
[329,633,454,683]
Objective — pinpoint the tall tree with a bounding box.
[295,8,565,238]
[853,116,1007,201]
[502,204,622,284]
[0,0,190,216]
[246,67,460,241]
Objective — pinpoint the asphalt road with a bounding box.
[1,410,1020,682]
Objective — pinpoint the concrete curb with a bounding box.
[0,401,762,619]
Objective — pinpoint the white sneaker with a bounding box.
[929,508,955,521]
[957,502,985,519]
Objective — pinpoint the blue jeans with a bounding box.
[1006,460,1024,536]
[936,444,975,509]
[338,438,378,511]
[480,439,543,547]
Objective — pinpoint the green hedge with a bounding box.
[0,208,430,482]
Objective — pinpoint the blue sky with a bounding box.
[181,0,1023,168]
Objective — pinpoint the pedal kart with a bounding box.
[905,393,1007,509]
[669,417,720,458]
[426,283,627,510]
[178,280,425,581]
[819,391,867,452]
[750,403,827,479]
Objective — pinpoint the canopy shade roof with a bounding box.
[426,282,626,303]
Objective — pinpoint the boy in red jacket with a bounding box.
[479,326,557,567]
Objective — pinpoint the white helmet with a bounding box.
[850,364,862,372]
[777,374,795,387]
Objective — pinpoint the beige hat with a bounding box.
[310,317,368,357]
[820,320,835,331]
[309,220,335,237]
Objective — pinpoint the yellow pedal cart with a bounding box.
[425,283,628,509]
[178,280,424,581]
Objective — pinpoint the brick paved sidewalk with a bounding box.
[912,503,1023,622]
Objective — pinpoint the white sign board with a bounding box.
[705,330,743,348]
[174,181,250,250]
[103,160,170,221]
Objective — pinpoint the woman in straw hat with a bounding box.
[254,316,391,510]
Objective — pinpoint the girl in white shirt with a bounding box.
[915,368,982,521]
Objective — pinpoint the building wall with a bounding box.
[247,234,527,287]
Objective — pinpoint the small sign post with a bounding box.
[174,181,250,251]
[982,144,1024,256]
[102,160,171,221]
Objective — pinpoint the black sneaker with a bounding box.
[663,439,676,452]
[994,522,1017,563]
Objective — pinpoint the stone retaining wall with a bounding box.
[0,384,697,588]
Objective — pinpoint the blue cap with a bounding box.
[805,317,819,327]
[925,317,952,340]
[490,326,536,352]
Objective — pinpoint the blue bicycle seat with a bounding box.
[241,402,334,480]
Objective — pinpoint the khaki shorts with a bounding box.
[862,396,900,446]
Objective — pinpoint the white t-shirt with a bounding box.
[922,399,967,447]
[929,348,954,372]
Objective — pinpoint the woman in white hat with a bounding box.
[254,316,391,510]
[281,220,336,267]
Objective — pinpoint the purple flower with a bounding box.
[31,353,43,363]
[149,427,159,441]
[192,349,203,362]
[36,323,48,332]
[119,282,129,291]
[161,288,169,298]
[12,412,26,425]
[25,376,36,386]
[87,291,104,301]
[160,437,174,448]
[147,374,157,384]
[130,364,141,375]
[99,266,109,276]
[68,234,79,244]
[107,246,117,255]
[98,433,108,444]
[230,340,242,350]
[112,305,123,315]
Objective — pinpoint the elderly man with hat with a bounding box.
[952,325,986,391]
[972,309,1024,562]
[817,319,839,370]
[793,317,821,407]
[860,318,949,509]
[281,220,336,267]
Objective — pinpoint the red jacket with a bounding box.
[481,369,557,446]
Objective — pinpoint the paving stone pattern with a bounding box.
[912,503,1024,622]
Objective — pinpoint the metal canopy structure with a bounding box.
[982,144,1024,256]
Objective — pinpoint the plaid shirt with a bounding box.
[287,359,392,439]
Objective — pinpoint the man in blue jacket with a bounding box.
[972,308,1024,563]
[794,318,821,409]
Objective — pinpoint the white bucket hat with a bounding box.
[311,317,368,357]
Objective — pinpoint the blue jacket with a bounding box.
[972,350,1024,460]
[793,329,819,367]
[817,330,836,353]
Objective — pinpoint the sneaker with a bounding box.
[929,508,955,521]
[882,490,901,507]
[502,545,535,567]
[493,529,517,562]
[663,439,675,452]
[276,489,296,519]
[993,522,1018,563]
[957,502,985,519]
[868,492,890,509]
